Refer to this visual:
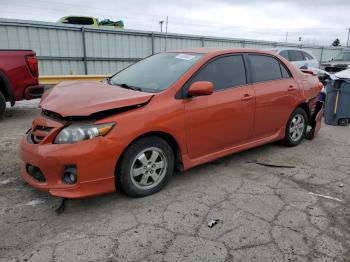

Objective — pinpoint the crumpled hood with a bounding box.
[40,81,154,117]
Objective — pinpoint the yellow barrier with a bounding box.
[39,75,109,85]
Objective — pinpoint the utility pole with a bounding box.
[285,32,288,43]
[347,28,350,47]
[164,16,169,51]
[298,36,303,46]
[159,20,164,32]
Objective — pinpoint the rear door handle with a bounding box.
[241,94,254,101]
[288,85,297,91]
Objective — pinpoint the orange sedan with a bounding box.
[19,48,323,198]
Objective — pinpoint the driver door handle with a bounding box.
[288,85,297,91]
[241,94,254,101]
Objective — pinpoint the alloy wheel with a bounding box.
[130,147,168,190]
[289,114,305,142]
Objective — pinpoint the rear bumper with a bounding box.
[23,85,45,100]
[306,101,324,140]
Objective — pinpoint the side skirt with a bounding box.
[181,127,285,171]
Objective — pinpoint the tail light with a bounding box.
[26,55,39,78]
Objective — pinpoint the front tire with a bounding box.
[0,91,6,118]
[283,108,308,147]
[117,136,174,197]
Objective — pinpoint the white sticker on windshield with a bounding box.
[175,54,195,60]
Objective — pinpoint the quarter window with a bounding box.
[280,63,291,78]
[190,55,247,91]
[249,55,282,82]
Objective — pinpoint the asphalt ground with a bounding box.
[0,100,349,262]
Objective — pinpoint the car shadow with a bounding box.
[53,141,286,214]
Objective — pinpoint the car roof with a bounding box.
[268,47,316,57]
[271,47,314,53]
[168,48,277,56]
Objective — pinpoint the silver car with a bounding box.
[320,51,350,73]
[269,48,319,69]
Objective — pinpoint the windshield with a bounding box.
[334,52,350,61]
[109,52,203,92]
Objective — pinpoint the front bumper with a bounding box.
[19,134,122,198]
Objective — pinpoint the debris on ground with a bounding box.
[338,183,344,188]
[308,192,343,202]
[55,198,68,215]
[248,161,295,169]
[0,178,16,185]
[207,218,220,228]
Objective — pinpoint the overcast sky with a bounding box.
[1,0,349,46]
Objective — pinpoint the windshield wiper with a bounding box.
[114,83,142,91]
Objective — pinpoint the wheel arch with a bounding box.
[0,71,15,105]
[114,131,183,179]
[296,102,310,120]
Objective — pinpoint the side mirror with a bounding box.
[188,81,214,97]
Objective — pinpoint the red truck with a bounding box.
[0,50,44,117]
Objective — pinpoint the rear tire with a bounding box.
[283,108,308,147]
[117,136,174,197]
[0,91,6,118]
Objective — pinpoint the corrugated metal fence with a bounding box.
[0,18,348,75]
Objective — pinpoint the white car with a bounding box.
[269,48,319,69]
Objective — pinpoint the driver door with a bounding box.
[184,54,255,159]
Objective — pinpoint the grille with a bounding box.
[31,125,53,144]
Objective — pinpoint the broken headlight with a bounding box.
[54,122,115,144]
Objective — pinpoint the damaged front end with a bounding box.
[29,100,150,145]
[41,102,148,123]
[20,102,147,198]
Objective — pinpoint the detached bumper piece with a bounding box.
[306,101,324,140]
[23,85,45,100]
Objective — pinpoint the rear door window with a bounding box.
[289,50,304,61]
[190,55,247,91]
[249,55,283,82]
[280,63,291,78]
